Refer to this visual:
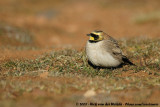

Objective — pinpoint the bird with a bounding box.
[85,30,135,69]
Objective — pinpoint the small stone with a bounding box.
[84,89,96,98]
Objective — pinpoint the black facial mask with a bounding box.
[90,33,99,40]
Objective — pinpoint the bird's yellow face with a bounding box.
[87,31,104,42]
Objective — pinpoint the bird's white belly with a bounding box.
[86,41,121,67]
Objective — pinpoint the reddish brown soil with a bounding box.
[1,0,160,59]
[0,0,160,106]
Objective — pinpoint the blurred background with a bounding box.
[0,0,160,60]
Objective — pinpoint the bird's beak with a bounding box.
[86,34,91,36]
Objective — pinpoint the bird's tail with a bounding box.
[122,57,136,66]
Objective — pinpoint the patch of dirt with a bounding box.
[0,0,160,60]
[0,49,51,62]
[0,0,160,106]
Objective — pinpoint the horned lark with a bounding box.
[86,30,135,68]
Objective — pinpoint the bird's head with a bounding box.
[87,30,104,42]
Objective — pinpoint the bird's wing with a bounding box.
[103,33,124,55]
[103,39,135,65]
[110,42,135,65]
[106,40,124,55]
[102,37,125,63]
